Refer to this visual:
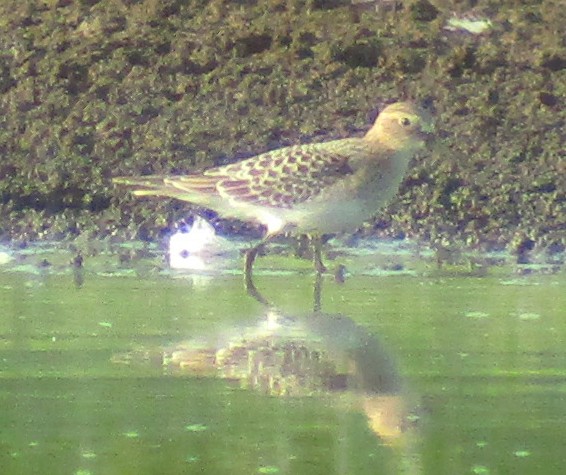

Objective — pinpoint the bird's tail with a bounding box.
[112,175,222,205]
[113,175,176,198]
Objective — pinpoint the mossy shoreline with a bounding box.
[0,0,564,256]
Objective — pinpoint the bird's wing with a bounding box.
[168,140,362,209]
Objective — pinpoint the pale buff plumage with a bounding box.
[114,101,435,283]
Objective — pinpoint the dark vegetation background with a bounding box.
[0,0,564,254]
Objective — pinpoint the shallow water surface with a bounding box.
[0,256,565,475]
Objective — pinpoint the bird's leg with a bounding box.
[244,242,263,293]
[310,235,327,274]
[244,243,261,284]
[244,235,273,306]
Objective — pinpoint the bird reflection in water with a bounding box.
[241,274,419,448]
[113,276,421,470]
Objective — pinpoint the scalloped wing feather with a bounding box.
[201,142,358,209]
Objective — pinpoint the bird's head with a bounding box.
[364,101,435,152]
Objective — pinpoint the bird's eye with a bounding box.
[400,117,412,127]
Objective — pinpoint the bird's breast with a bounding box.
[286,153,411,234]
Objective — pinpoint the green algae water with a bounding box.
[1,256,565,475]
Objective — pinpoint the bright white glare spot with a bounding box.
[169,216,233,270]
[173,216,217,254]
[256,210,284,235]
